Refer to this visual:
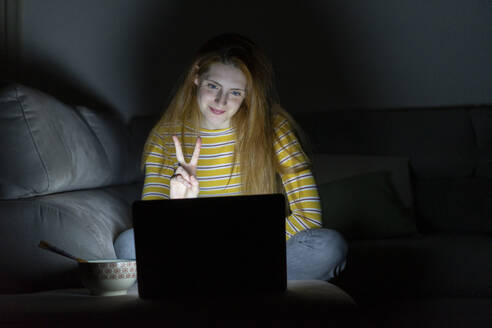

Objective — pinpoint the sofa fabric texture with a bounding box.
[0,85,141,199]
[300,108,478,179]
[312,153,414,208]
[318,171,418,240]
[298,109,492,233]
[296,108,492,300]
[0,84,144,293]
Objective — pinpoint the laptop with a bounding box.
[132,193,287,300]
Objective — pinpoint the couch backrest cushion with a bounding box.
[312,153,414,209]
[471,107,492,178]
[0,84,141,199]
[296,107,492,233]
[296,108,478,180]
[128,115,160,168]
[76,105,142,184]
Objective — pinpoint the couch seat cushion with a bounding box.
[333,233,492,300]
[0,281,356,325]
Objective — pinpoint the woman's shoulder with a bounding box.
[273,113,294,135]
[153,122,182,135]
[145,122,183,153]
[151,122,196,141]
[147,125,170,146]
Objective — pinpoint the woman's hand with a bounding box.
[170,136,201,199]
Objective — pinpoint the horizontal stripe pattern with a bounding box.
[273,115,322,238]
[141,116,322,239]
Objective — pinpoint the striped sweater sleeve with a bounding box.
[274,117,322,240]
[141,130,173,200]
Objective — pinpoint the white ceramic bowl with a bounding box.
[79,260,137,296]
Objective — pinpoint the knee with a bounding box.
[114,228,135,260]
[305,228,348,264]
[287,228,348,280]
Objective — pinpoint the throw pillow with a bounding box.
[312,153,414,209]
[319,170,418,240]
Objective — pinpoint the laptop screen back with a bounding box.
[132,193,287,299]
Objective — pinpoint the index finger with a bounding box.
[172,135,185,163]
[190,137,202,166]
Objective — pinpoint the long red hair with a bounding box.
[143,34,309,194]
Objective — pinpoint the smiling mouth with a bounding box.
[209,106,226,115]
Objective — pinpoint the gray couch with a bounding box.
[296,108,492,325]
[0,84,357,327]
[1,83,491,326]
[0,83,151,293]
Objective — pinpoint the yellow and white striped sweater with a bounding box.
[142,115,322,240]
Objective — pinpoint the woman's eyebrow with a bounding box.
[204,79,245,91]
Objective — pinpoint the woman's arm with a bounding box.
[141,131,173,200]
[274,117,322,240]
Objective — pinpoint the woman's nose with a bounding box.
[215,90,227,106]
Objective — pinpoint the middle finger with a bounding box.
[172,135,185,163]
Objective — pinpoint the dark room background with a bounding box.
[2,0,492,122]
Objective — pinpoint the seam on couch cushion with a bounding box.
[16,86,50,193]
[74,108,111,178]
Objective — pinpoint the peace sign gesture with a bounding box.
[170,135,202,199]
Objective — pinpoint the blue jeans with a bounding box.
[114,228,347,281]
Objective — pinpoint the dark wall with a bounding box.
[12,0,492,121]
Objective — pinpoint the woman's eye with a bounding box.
[207,83,218,90]
[231,91,243,97]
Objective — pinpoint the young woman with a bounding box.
[115,34,347,280]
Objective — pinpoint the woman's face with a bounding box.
[194,62,247,130]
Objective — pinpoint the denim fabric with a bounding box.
[286,228,348,280]
[114,227,347,281]
[114,228,136,261]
